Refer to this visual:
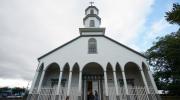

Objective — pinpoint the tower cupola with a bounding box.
[83,2,101,28]
[79,2,105,36]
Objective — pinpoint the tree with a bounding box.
[165,3,180,25]
[147,30,180,95]
[146,3,180,95]
[12,87,25,94]
[0,87,9,92]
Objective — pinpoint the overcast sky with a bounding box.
[0,0,179,88]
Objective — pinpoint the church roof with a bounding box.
[38,35,147,60]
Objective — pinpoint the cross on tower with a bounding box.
[89,1,94,6]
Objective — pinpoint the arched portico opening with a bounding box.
[124,62,143,87]
[34,63,44,89]
[106,63,114,87]
[142,62,152,87]
[106,63,116,99]
[42,63,60,88]
[69,63,80,99]
[124,62,149,100]
[61,63,70,91]
[116,63,126,99]
[82,62,104,100]
[142,62,157,96]
[37,63,60,100]
[116,63,123,88]
[71,63,80,87]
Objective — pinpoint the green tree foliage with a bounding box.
[165,3,180,25]
[12,87,25,94]
[0,87,26,95]
[146,30,180,95]
[147,3,180,95]
[0,87,9,92]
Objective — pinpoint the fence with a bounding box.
[27,86,161,100]
[128,86,149,100]
[119,87,127,100]
[38,88,57,100]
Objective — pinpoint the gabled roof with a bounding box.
[38,35,146,60]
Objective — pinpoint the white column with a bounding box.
[29,71,39,93]
[67,71,72,96]
[140,70,150,93]
[122,71,128,94]
[78,71,82,95]
[113,71,119,95]
[57,71,63,94]
[84,80,86,100]
[148,70,159,93]
[37,70,45,92]
[104,71,109,96]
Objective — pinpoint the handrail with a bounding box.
[27,86,159,100]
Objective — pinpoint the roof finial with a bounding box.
[89,1,94,6]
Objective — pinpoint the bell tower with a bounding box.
[83,2,101,28]
[79,2,105,35]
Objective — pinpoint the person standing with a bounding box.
[95,90,98,100]
[90,91,95,100]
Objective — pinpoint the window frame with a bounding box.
[90,9,94,14]
[88,38,97,54]
[89,20,95,27]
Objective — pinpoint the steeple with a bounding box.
[79,2,105,35]
[83,2,101,28]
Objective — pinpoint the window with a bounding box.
[90,9,94,14]
[90,20,95,27]
[88,38,97,54]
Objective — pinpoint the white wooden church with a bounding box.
[27,3,161,100]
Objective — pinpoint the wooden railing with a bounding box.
[119,87,127,100]
[27,86,159,100]
[27,88,38,100]
[31,88,38,94]
[58,87,67,100]
[38,88,57,100]
[108,87,116,100]
[149,86,158,100]
[69,87,79,100]
[128,86,149,100]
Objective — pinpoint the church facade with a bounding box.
[27,4,161,100]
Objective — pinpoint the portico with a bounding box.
[28,60,159,100]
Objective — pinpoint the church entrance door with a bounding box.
[82,62,104,100]
[82,75,104,100]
